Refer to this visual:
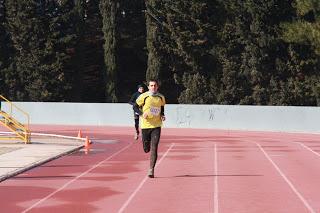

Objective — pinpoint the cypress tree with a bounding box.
[0,0,5,68]
[100,0,118,102]
[75,0,105,102]
[0,0,7,93]
[5,0,79,101]
[145,0,163,81]
[117,0,147,102]
[42,0,81,101]
[145,0,180,103]
[5,0,39,100]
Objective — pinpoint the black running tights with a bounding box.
[142,127,161,169]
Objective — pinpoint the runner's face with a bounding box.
[148,81,158,93]
[138,87,144,93]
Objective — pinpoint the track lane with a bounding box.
[1,126,320,212]
[258,140,320,212]
[121,140,217,213]
[216,139,310,213]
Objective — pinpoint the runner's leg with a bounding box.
[150,127,161,170]
[134,118,139,139]
[134,118,139,133]
[142,129,151,153]
[134,113,139,139]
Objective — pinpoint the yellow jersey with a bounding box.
[136,92,166,129]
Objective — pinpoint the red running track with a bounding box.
[1,125,320,213]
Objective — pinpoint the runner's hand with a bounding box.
[143,111,149,119]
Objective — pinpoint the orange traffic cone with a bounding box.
[84,136,90,147]
[77,130,83,138]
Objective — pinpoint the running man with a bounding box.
[133,79,166,178]
[129,84,145,140]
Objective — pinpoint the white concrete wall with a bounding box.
[1,102,320,133]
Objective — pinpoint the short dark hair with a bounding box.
[148,79,159,85]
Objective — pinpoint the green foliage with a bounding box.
[282,21,320,54]
[0,0,320,105]
[4,0,79,101]
[145,0,219,103]
[72,0,106,102]
[312,79,320,105]
[145,0,163,81]
[5,0,44,100]
[0,0,6,89]
[282,0,320,54]
[178,73,214,104]
[218,0,295,105]
[117,0,147,102]
[100,0,118,102]
[278,0,320,105]
[43,0,81,101]
[294,0,320,16]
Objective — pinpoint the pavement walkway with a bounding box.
[0,136,84,182]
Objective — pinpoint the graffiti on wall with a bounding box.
[208,107,229,121]
[176,107,191,127]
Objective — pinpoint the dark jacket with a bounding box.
[129,91,142,105]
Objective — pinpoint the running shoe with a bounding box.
[148,168,154,178]
[134,132,139,140]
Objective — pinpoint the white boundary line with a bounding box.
[118,143,175,213]
[21,142,133,213]
[255,142,315,213]
[214,143,219,213]
[0,131,86,141]
[296,142,320,158]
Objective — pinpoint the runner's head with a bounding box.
[148,79,159,94]
[137,84,144,93]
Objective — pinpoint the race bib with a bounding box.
[149,106,161,116]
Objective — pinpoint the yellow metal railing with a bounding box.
[0,95,31,143]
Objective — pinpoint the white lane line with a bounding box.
[118,143,175,213]
[0,131,87,141]
[255,142,316,213]
[296,142,320,158]
[214,143,219,213]
[22,143,133,213]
